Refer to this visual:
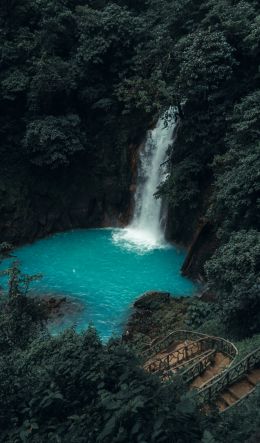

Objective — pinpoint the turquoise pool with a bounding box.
[0,228,196,340]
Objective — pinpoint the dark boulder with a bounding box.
[32,294,84,324]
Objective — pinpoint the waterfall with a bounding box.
[113,108,176,251]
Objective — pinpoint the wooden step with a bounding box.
[228,378,254,398]
[221,391,237,407]
[190,351,230,389]
[203,366,219,378]
[214,352,231,370]
[245,375,256,388]
[226,387,239,401]
[216,378,256,412]
[191,368,216,388]
[213,369,260,412]
[247,368,260,386]
[191,375,204,389]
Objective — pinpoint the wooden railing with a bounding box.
[142,330,206,360]
[180,349,216,385]
[144,337,211,373]
[174,349,215,373]
[143,329,238,363]
[197,347,260,405]
[162,349,216,383]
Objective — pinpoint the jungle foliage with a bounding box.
[0,267,259,442]
[0,0,150,171]
[0,269,205,443]
[1,0,260,441]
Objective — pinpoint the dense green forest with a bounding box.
[0,0,260,441]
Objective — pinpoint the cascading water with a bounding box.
[113,108,176,250]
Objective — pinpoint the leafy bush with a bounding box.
[0,262,45,351]
[210,144,260,234]
[205,230,260,337]
[235,334,260,360]
[175,30,235,101]
[23,115,86,168]
[185,301,217,330]
[0,326,204,442]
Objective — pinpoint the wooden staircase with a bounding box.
[197,348,260,413]
[215,368,260,412]
[143,330,237,385]
[142,330,260,414]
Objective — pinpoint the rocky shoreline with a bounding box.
[123,291,194,345]
[32,293,84,328]
[34,290,195,341]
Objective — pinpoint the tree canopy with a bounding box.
[0,0,259,440]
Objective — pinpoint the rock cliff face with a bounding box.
[181,221,219,280]
[165,184,217,281]
[0,144,138,245]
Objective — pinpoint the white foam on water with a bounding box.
[112,227,168,253]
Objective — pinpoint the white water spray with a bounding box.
[113,108,176,251]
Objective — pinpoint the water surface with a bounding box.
[0,228,196,340]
